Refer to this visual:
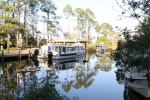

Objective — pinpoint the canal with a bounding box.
[0,51,145,100]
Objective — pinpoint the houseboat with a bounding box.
[95,44,105,53]
[37,44,77,60]
[73,43,85,57]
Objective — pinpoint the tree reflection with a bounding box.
[94,52,114,72]
[0,59,72,100]
[62,80,73,92]
[71,55,95,89]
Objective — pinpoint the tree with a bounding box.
[0,1,18,50]
[40,0,57,42]
[85,8,96,40]
[63,4,74,38]
[28,0,40,38]
[74,8,86,40]
[111,0,150,72]
[96,36,111,48]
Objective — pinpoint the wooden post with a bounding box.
[18,48,22,59]
[7,34,9,53]
[85,42,86,50]
[1,46,4,62]
[28,49,30,59]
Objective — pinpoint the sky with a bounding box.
[53,0,139,32]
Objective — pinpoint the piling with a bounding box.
[28,49,30,59]
[48,52,53,66]
[1,46,4,62]
[18,48,22,59]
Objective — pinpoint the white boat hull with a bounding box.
[52,53,77,59]
[126,78,150,98]
[124,68,150,98]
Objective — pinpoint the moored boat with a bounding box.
[124,67,150,98]
[95,44,105,53]
[37,44,77,59]
[72,43,85,57]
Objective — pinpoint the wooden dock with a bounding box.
[16,68,40,73]
[0,48,38,62]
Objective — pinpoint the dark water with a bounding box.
[0,52,148,100]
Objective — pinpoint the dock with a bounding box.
[0,47,38,62]
[16,68,40,73]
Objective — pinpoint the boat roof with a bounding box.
[41,45,74,48]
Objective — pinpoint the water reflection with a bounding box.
[0,51,117,100]
[115,69,124,84]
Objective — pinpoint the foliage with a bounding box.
[21,73,79,100]
[0,1,18,47]
[85,41,97,52]
[96,36,111,48]
[73,7,96,40]
[95,23,120,49]
[63,4,75,38]
[111,0,150,71]
[24,81,62,100]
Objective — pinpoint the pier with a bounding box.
[0,47,39,62]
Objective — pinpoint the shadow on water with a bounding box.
[0,51,119,100]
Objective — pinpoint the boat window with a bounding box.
[55,47,59,52]
[63,47,66,52]
[69,47,75,51]
[59,47,62,52]
[65,47,75,51]
[81,46,83,50]
[51,47,54,50]
[48,46,51,52]
[75,46,79,50]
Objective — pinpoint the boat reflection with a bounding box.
[95,51,104,58]
[53,56,84,70]
[94,51,114,72]
[123,86,150,100]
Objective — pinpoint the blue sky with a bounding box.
[53,0,139,31]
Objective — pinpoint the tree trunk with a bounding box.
[87,22,90,40]
[24,0,28,46]
[68,17,69,38]
[7,34,9,53]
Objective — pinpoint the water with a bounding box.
[0,52,126,100]
[54,59,124,100]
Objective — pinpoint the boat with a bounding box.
[123,84,148,100]
[95,44,105,53]
[37,44,77,59]
[124,67,150,98]
[72,42,85,57]
[95,51,104,58]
